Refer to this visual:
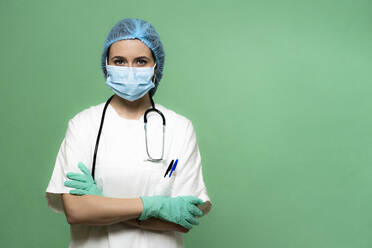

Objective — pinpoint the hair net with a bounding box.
[101,18,165,97]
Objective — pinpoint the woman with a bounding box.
[45,18,212,247]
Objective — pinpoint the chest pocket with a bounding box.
[144,159,177,197]
[94,158,176,198]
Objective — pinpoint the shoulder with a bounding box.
[68,101,106,132]
[155,103,194,132]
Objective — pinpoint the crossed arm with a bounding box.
[61,194,189,233]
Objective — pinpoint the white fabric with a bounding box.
[45,101,212,248]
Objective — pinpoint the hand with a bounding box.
[64,162,103,196]
[139,195,204,229]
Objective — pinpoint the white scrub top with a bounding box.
[45,101,212,248]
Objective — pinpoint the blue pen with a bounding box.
[169,159,178,177]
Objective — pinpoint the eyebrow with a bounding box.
[110,56,150,61]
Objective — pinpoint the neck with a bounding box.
[110,94,153,120]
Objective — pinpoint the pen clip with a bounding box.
[169,159,178,177]
[164,160,174,178]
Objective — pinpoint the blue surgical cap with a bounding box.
[101,18,165,97]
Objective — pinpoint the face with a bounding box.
[107,39,156,68]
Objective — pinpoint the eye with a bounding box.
[114,59,125,65]
[137,59,147,65]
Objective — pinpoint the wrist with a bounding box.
[139,195,165,221]
[138,196,148,221]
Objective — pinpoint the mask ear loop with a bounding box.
[105,57,110,80]
[152,63,157,84]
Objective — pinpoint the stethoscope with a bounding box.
[91,94,166,180]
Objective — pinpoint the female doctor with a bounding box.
[45,18,212,247]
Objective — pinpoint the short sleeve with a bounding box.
[45,115,93,213]
[171,120,212,215]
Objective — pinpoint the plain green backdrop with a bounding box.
[1,0,372,247]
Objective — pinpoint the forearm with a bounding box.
[62,194,143,226]
[124,202,210,233]
[125,218,189,233]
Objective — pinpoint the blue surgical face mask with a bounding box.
[105,61,156,101]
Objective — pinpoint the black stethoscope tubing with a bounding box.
[91,94,165,180]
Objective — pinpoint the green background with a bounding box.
[1,0,371,247]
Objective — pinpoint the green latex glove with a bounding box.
[139,195,204,229]
[64,162,103,196]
